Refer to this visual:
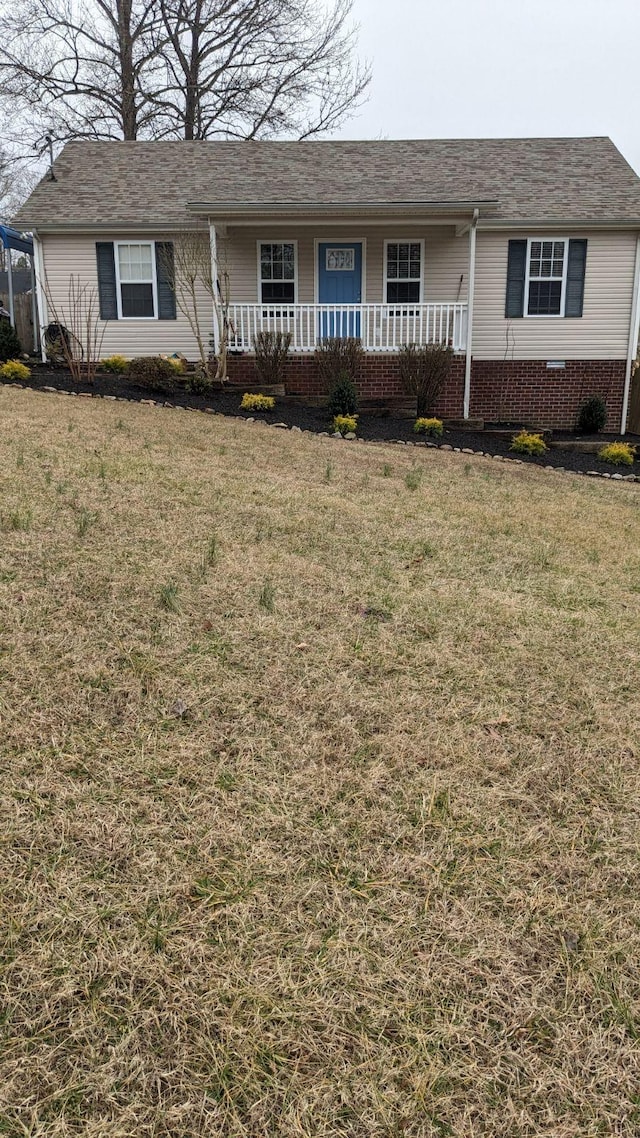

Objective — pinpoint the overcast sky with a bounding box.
[338,0,640,173]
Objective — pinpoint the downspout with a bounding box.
[209,221,220,355]
[463,208,479,420]
[29,253,38,353]
[32,230,49,363]
[621,233,640,436]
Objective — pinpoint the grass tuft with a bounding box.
[259,577,276,612]
[405,464,423,490]
[159,579,180,611]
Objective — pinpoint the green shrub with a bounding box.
[240,392,276,411]
[186,369,214,395]
[510,430,548,456]
[333,414,358,436]
[315,337,363,389]
[0,359,31,382]
[577,396,607,434]
[597,441,636,465]
[414,416,444,437]
[327,371,359,417]
[399,343,453,417]
[101,354,129,374]
[253,331,292,386]
[0,321,22,363]
[126,356,178,392]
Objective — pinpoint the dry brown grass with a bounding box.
[1,387,640,1137]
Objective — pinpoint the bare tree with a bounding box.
[0,0,162,147]
[43,275,106,382]
[158,231,232,381]
[151,0,370,141]
[0,144,39,219]
[158,231,211,371]
[0,0,369,149]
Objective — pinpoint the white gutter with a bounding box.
[31,230,49,363]
[621,233,640,435]
[463,208,479,420]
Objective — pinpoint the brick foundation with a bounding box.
[470,360,625,431]
[226,354,626,431]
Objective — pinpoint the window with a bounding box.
[526,239,567,316]
[259,242,296,303]
[385,241,422,304]
[116,242,156,318]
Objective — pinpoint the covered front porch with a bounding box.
[199,202,483,403]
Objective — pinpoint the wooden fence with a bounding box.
[0,291,36,353]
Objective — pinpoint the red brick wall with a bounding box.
[470,360,625,431]
[226,353,626,430]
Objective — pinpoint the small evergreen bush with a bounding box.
[327,371,359,417]
[101,354,129,374]
[186,369,214,395]
[0,321,22,363]
[414,417,444,437]
[240,392,276,411]
[597,441,636,465]
[126,356,178,392]
[0,359,31,382]
[577,395,607,434]
[510,430,548,456]
[333,414,358,436]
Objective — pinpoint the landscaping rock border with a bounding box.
[6,380,639,486]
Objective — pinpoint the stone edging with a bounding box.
[7,383,640,485]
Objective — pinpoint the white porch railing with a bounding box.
[226,303,468,353]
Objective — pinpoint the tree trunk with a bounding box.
[117,0,138,139]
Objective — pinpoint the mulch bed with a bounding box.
[7,364,640,478]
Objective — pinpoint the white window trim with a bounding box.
[256,240,299,305]
[114,240,158,321]
[313,239,367,303]
[523,236,569,319]
[383,239,425,305]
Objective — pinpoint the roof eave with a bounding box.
[478,218,640,230]
[186,200,499,219]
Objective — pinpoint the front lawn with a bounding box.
[1,388,639,1136]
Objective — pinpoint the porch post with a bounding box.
[621,233,640,435]
[463,209,479,420]
[7,247,14,329]
[209,221,220,355]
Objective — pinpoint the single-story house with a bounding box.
[14,136,640,432]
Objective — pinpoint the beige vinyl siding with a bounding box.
[225,226,469,304]
[473,230,637,360]
[40,233,212,358]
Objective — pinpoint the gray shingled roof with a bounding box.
[14,137,640,228]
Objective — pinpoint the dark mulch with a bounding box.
[7,365,639,478]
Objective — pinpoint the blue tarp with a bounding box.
[0,224,33,256]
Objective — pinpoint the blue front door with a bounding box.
[318,242,362,338]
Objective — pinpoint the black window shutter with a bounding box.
[505,239,527,318]
[96,242,118,320]
[155,241,176,320]
[565,239,587,318]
